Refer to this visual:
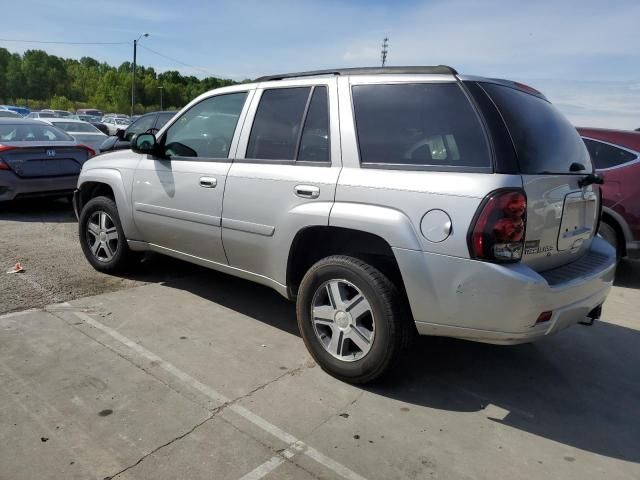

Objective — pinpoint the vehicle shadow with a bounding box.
[148,258,640,464]
[0,197,76,223]
[614,259,640,289]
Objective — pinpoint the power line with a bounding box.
[139,44,217,77]
[0,38,128,45]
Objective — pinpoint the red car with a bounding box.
[579,127,640,258]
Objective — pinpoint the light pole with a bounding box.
[131,33,149,117]
[158,86,164,110]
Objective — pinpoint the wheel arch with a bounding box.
[77,169,140,239]
[602,206,631,257]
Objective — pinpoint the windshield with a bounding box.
[0,123,73,142]
[115,118,131,125]
[52,121,101,133]
[481,83,592,174]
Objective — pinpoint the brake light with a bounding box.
[468,189,527,262]
[0,144,15,170]
[78,144,96,158]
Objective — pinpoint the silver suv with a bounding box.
[73,66,616,383]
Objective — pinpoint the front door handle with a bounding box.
[199,177,217,188]
[294,185,320,199]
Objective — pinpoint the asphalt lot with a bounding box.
[1,199,639,480]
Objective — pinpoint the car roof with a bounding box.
[0,118,50,125]
[578,127,640,152]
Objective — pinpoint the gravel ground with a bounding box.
[0,198,201,314]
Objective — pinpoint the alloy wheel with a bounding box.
[86,211,119,262]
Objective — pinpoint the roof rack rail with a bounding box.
[255,65,458,82]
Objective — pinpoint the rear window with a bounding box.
[351,83,491,169]
[482,83,592,174]
[53,122,101,133]
[0,124,73,142]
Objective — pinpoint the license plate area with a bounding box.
[557,190,597,251]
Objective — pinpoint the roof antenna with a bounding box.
[381,37,389,67]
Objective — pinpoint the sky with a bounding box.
[1,0,639,130]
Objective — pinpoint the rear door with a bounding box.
[479,82,599,271]
[221,79,340,284]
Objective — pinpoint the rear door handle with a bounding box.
[199,177,217,188]
[294,185,320,199]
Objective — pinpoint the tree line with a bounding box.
[0,48,239,113]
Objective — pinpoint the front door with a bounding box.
[132,89,252,264]
[221,80,341,285]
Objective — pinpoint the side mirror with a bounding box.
[115,129,125,140]
[132,133,159,155]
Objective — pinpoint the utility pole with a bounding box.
[131,33,149,117]
[381,37,389,67]
[158,86,164,110]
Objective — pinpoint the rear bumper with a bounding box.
[394,236,616,345]
[0,170,78,202]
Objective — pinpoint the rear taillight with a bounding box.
[468,189,527,262]
[0,144,15,170]
[78,144,96,158]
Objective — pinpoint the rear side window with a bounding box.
[482,83,592,174]
[583,138,637,170]
[351,83,490,169]
[298,87,330,162]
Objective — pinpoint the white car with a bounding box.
[101,117,131,135]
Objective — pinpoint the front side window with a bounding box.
[583,138,637,170]
[352,83,490,169]
[163,92,248,159]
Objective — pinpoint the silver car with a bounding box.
[0,119,96,201]
[38,118,108,153]
[73,66,616,383]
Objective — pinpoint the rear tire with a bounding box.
[79,196,138,273]
[598,221,621,258]
[296,255,411,384]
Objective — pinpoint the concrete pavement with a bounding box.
[1,266,639,480]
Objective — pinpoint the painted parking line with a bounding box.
[62,306,367,480]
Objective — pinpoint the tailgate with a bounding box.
[522,175,598,271]
[1,146,88,178]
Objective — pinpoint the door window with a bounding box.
[163,92,248,159]
[298,87,330,162]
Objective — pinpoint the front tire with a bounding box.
[79,196,137,273]
[296,255,411,384]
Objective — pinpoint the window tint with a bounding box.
[163,92,247,159]
[352,83,490,168]
[482,83,592,174]
[246,87,310,160]
[298,87,329,162]
[583,138,637,170]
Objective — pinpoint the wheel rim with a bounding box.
[86,211,119,262]
[311,279,375,362]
